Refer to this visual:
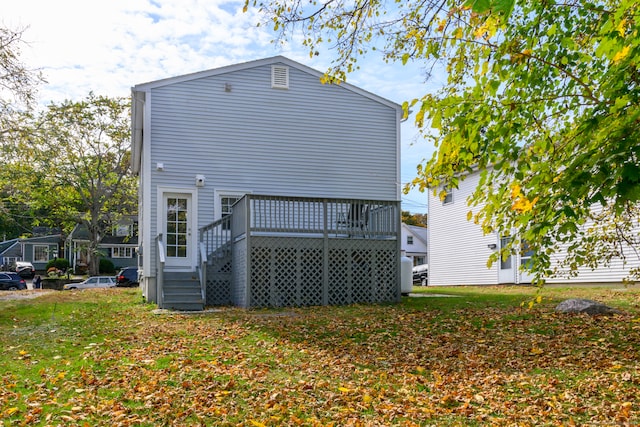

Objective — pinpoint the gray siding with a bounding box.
[136,58,400,301]
[148,62,398,208]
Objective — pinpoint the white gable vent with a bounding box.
[271,65,289,89]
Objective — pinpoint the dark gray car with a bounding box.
[115,267,139,287]
[0,272,27,290]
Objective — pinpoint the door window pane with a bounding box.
[500,236,512,270]
[166,197,188,258]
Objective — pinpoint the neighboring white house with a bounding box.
[428,169,640,286]
[131,56,403,309]
[401,223,428,266]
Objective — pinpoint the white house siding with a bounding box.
[428,172,499,286]
[133,57,401,296]
[429,169,640,285]
[544,206,640,284]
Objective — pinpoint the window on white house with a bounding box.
[442,187,453,205]
[112,247,133,258]
[520,240,534,269]
[33,245,50,262]
[500,236,512,269]
[407,236,414,245]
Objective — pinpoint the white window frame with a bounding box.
[442,186,453,205]
[114,224,131,237]
[112,246,134,258]
[33,245,50,262]
[407,236,414,245]
[215,190,251,221]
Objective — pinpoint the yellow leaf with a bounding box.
[530,347,543,355]
[466,210,473,221]
[5,407,19,416]
[613,45,630,63]
[510,183,521,199]
[250,420,267,427]
[363,394,373,404]
[617,18,627,37]
[536,295,542,304]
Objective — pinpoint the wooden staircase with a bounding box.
[162,271,204,311]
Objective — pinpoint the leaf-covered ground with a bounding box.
[1,286,639,426]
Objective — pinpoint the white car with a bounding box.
[63,276,116,290]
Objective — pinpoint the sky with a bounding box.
[3,0,444,214]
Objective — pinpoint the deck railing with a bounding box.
[198,195,401,307]
[231,195,399,241]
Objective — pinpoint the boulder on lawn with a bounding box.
[555,298,622,315]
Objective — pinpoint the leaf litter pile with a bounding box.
[1,287,639,426]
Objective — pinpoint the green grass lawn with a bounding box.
[1,285,639,426]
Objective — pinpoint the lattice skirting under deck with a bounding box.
[247,236,399,308]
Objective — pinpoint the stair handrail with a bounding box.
[198,241,207,303]
[156,234,165,308]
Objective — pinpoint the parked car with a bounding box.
[412,264,428,286]
[63,276,116,290]
[115,266,139,287]
[0,272,27,291]
[12,261,35,279]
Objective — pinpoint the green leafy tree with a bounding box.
[0,25,45,238]
[250,0,640,283]
[402,211,427,227]
[21,94,137,275]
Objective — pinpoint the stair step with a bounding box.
[161,271,204,311]
[162,302,204,311]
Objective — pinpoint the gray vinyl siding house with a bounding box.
[0,235,61,271]
[132,56,402,310]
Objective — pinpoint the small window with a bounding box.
[33,245,50,262]
[442,187,453,205]
[112,247,134,258]
[114,224,131,237]
[221,196,242,230]
[500,236,512,269]
[271,65,289,89]
[407,236,414,245]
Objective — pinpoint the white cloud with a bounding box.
[4,0,434,212]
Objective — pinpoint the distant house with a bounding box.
[65,218,138,272]
[0,239,20,269]
[401,223,428,266]
[131,56,403,310]
[0,235,62,271]
[428,169,640,285]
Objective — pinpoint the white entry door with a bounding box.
[162,192,193,269]
[498,236,515,284]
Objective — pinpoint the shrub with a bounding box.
[46,258,70,271]
[99,258,115,274]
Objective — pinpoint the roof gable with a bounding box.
[132,56,400,111]
[0,239,19,256]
